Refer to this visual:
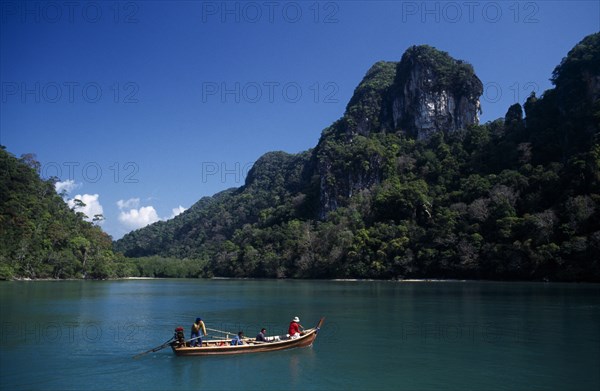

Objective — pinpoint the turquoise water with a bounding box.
[0,280,598,390]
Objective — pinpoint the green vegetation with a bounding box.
[3,34,599,281]
[119,118,600,281]
[112,256,210,278]
[344,61,398,133]
[395,45,481,96]
[115,34,600,282]
[0,148,115,279]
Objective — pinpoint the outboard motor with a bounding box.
[173,326,185,347]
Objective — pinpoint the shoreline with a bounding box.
[2,276,594,284]
[6,276,160,281]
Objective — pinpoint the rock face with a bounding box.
[389,45,483,139]
[314,62,398,217]
[112,33,600,283]
[316,45,483,215]
[336,46,483,140]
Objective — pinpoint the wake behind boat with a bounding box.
[170,317,325,357]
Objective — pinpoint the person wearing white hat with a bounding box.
[288,316,304,339]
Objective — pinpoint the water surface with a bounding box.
[1,280,598,390]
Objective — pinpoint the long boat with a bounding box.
[170,317,325,356]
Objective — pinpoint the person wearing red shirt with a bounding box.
[288,316,304,339]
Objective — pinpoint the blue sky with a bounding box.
[1,1,598,239]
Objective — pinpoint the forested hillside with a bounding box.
[0,148,115,279]
[115,33,600,281]
[3,34,598,281]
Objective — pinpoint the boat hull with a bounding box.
[171,318,324,357]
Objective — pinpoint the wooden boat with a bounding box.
[170,317,325,356]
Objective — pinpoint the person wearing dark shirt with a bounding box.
[256,328,267,342]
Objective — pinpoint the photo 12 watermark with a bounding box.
[0,1,140,24]
[41,161,140,184]
[0,321,141,346]
[201,81,339,104]
[482,81,540,104]
[199,1,340,24]
[201,161,255,184]
[1,81,139,104]
[399,1,540,24]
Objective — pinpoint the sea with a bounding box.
[0,279,598,390]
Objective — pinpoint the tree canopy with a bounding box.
[114,34,600,282]
[4,34,599,282]
[0,148,115,279]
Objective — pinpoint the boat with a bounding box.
[170,317,325,356]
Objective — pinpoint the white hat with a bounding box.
[293,316,300,322]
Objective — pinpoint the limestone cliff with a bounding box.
[111,34,600,283]
[316,45,483,215]
[388,45,483,139]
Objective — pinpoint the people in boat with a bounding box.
[231,331,244,345]
[191,317,207,347]
[288,316,304,339]
[255,328,267,342]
